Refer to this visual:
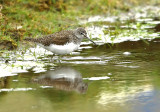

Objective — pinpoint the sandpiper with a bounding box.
[24,27,96,55]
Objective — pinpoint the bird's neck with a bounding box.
[73,36,82,45]
[72,31,82,44]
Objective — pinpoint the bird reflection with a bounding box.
[32,66,88,94]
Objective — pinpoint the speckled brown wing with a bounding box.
[36,30,73,46]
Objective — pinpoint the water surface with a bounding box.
[0,38,160,112]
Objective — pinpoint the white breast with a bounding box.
[38,42,80,55]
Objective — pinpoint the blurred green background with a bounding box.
[0,0,159,49]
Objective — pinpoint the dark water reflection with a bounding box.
[32,67,88,94]
[0,39,160,112]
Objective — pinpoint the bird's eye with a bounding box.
[80,32,83,35]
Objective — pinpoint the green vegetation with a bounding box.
[0,0,159,50]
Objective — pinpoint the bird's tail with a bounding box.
[24,37,37,42]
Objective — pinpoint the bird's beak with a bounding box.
[83,34,96,45]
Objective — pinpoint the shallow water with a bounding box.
[0,38,160,112]
[1,5,160,112]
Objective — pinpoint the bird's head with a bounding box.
[75,27,96,45]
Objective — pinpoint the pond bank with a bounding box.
[0,0,160,50]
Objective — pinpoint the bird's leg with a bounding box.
[49,53,55,63]
[57,55,62,63]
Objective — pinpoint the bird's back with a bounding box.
[25,30,75,46]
